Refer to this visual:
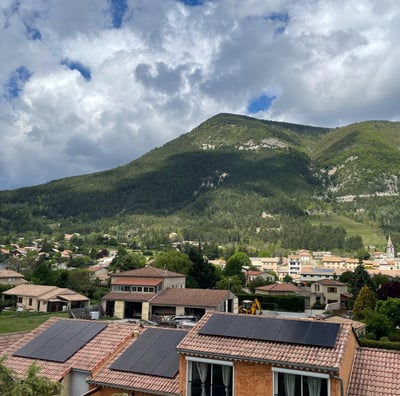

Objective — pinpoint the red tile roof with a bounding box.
[348,347,400,395]
[317,279,346,286]
[112,266,186,278]
[149,288,231,308]
[102,292,155,302]
[1,318,137,381]
[88,328,184,395]
[177,312,354,372]
[255,283,299,292]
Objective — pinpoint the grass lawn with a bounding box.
[309,213,386,248]
[0,311,69,334]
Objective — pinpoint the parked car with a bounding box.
[168,315,197,327]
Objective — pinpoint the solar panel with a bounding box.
[13,320,107,363]
[198,315,340,348]
[111,328,187,378]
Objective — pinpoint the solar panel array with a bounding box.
[111,328,187,378]
[198,315,340,348]
[13,320,107,363]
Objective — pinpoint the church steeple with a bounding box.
[386,235,395,260]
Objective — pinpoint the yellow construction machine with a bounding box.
[238,298,263,315]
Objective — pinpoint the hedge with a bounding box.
[236,293,305,312]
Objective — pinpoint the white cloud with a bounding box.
[0,0,399,189]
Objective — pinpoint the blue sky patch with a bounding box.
[265,12,290,35]
[247,94,276,114]
[26,25,42,40]
[61,60,91,81]
[4,66,32,99]
[109,0,127,28]
[177,0,204,6]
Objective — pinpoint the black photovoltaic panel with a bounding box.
[13,320,107,363]
[111,328,187,378]
[198,315,340,348]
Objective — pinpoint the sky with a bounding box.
[1,0,400,190]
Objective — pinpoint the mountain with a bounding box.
[1,113,400,248]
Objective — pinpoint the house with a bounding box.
[298,279,349,309]
[244,270,274,285]
[87,327,186,395]
[102,266,237,320]
[300,267,337,283]
[312,279,350,308]
[2,314,400,395]
[175,312,400,396]
[255,283,299,295]
[0,317,140,396]
[149,288,237,319]
[0,269,27,286]
[2,284,89,312]
[288,254,301,275]
[87,264,109,285]
[102,266,186,319]
[249,256,280,272]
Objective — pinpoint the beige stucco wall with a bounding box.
[141,301,150,320]
[163,276,186,289]
[114,300,124,319]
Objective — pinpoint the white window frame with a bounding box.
[272,367,330,396]
[186,356,234,396]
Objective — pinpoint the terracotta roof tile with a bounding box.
[112,266,186,278]
[2,284,59,297]
[255,283,299,292]
[317,279,346,286]
[2,318,137,381]
[150,288,231,308]
[102,292,155,302]
[348,347,400,395]
[177,312,354,372]
[0,269,25,279]
[88,328,184,395]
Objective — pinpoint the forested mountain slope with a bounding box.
[1,113,399,249]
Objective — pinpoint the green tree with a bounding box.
[0,358,62,396]
[66,269,94,296]
[110,248,146,272]
[186,246,219,289]
[248,276,272,293]
[224,252,249,286]
[372,273,391,290]
[353,286,377,320]
[344,235,363,252]
[283,275,294,284]
[153,250,192,275]
[348,264,375,301]
[216,275,243,294]
[376,297,400,328]
[338,270,354,284]
[363,308,393,340]
[31,262,57,285]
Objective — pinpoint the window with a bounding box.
[28,298,33,306]
[273,368,329,396]
[314,284,320,292]
[327,287,337,293]
[187,358,233,396]
[18,297,23,303]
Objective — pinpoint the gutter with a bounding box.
[86,380,179,396]
[178,349,339,374]
[332,374,345,396]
